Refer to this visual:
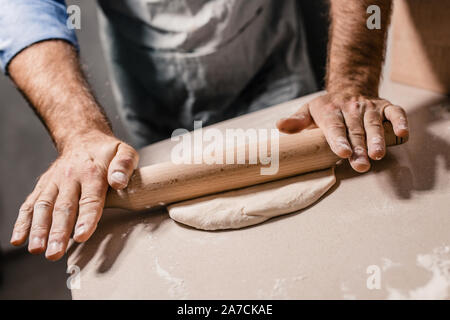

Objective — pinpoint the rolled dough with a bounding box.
[168,168,336,230]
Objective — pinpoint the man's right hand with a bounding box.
[10,131,139,261]
[5,40,140,261]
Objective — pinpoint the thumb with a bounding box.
[107,143,140,190]
[276,103,314,134]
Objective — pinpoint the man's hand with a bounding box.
[10,131,139,261]
[277,0,405,172]
[277,93,408,172]
[6,40,138,260]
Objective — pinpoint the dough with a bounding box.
[168,168,336,230]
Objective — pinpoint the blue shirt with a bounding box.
[0,0,78,74]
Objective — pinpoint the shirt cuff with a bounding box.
[0,0,79,74]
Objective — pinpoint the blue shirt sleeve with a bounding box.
[0,0,79,74]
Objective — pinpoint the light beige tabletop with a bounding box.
[68,80,450,299]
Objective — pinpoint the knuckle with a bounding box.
[91,166,103,176]
[122,143,137,154]
[351,101,361,109]
[385,105,406,117]
[14,221,30,233]
[49,230,68,239]
[391,105,404,112]
[84,160,97,171]
[323,103,338,111]
[348,128,365,137]
[398,107,407,114]
[30,225,49,233]
[117,156,135,169]
[122,146,139,159]
[64,165,75,178]
[34,200,54,211]
[34,183,46,193]
[85,163,105,178]
[395,110,407,119]
[323,109,343,120]
[365,101,375,110]
[54,202,75,215]
[326,122,346,131]
[366,120,382,128]
[365,109,381,118]
[19,203,34,215]
[79,195,103,208]
[345,101,361,112]
[35,174,48,186]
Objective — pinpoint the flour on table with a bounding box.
[387,246,450,300]
[168,168,336,230]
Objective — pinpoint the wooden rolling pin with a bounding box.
[106,122,407,210]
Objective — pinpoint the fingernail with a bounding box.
[374,146,383,153]
[354,157,368,164]
[46,241,63,256]
[30,237,44,249]
[74,225,85,238]
[111,171,128,185]
[398,117,408,130]
[352,147,368,163]
[372,145,384,154]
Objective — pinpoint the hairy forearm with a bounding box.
[326,0,392,97]
[8,40,112,153]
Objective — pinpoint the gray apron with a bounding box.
[97,0,317,147]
